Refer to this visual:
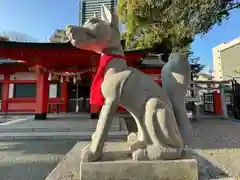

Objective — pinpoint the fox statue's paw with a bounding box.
[81,145,103,163]
[132,148,149,161]
[146,144,183,160]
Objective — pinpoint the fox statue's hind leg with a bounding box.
[144,98,183,160]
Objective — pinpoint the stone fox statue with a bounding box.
[161,53,193,145]
[66,4,185,162]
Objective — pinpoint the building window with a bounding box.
[14,83,36,98]
[205,94,214,103]
[56,30,62,34]
[63,37,69,42]
[54,35,61,39]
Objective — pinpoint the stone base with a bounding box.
[80,159,198,180]
[34,113,47,120]
[45,142,201,180]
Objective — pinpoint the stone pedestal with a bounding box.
[45,142,200,180]
[80,159,198,180]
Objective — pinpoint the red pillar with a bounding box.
[1,74,10,113]
[214,91,223,115]
[34,69,49,120]
[61,82,68,112]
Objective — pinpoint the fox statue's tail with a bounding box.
[161,53,193,144]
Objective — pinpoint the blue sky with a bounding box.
[0,0,239,70]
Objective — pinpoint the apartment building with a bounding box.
[213,37,240,81]
[79,0,117,25]
[49,29,68,43]
[49,0,117,42]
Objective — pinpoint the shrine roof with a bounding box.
[0,41,150,70]
[0,41,199,72]
[0,41,150,54]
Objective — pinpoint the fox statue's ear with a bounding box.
[101,4,112,24]
[101,4,119,29]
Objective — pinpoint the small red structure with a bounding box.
[0,41,162,119]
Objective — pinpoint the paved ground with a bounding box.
[0,113,126,132]
[0,115,32,124]
[0,140,78,180]
[0,113,127,142]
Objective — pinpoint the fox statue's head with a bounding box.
[66,4,123,55]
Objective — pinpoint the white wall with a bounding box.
[10,72,37,80]
[212,37,240,81]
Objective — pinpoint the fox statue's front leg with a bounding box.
[81,99,118,162]
[81,71,124,162]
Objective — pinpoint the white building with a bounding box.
[213,37,240,81]
[49,29,68,43]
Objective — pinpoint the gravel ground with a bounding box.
[0,140,78,180]
[188,119,240,179]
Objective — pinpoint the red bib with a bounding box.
[90,54,126,106]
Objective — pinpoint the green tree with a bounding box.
[118,0,240,52]
[188,51,205,79]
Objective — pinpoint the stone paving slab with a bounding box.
[0,126,121,133]
[0,113,127,133]
[0,115,32,124]
[0,131,128,141]
[0,140,79,180]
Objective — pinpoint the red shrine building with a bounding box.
[0,41,164,119]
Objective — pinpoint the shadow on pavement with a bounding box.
[185,149,230,179]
